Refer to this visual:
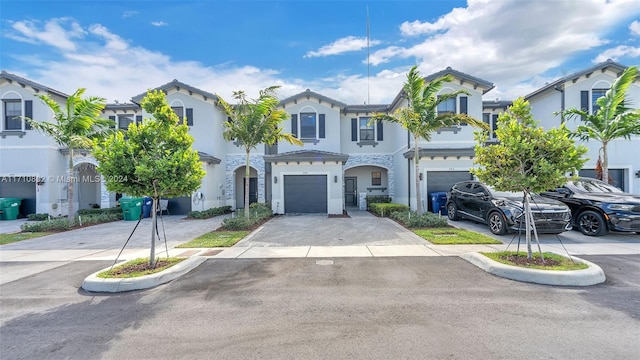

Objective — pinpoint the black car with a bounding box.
[541,177,640,236]
[446,181,572,235]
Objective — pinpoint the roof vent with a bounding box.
[446,66,452,70]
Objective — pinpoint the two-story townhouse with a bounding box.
[385,67,495,212]
[0,71,96,218]
[524,59,640,194]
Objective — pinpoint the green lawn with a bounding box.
[176,230,249,248]
[97,257,186,278]
[0,232,51,245]
[482,251,589,271]
[413,228,502,245]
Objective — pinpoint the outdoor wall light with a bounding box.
[334,175,338,183]
[419,173,423,181]
[636,171,640,178]
[274,176,278,184]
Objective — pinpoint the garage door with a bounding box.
[168,196,191,215]
[284,175,327,213]
[426,171,473,211]
[0,177,37,217]
[579,169,625,191]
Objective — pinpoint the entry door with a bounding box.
[345,177,357,206]
[244,178,258,205]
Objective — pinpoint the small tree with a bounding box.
[473,98,587,259]
[216,86,302,218]
[561,66,640,183]
[94,90,205,267]
[27,88,111,225]
[372,66,488,215]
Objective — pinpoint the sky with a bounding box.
[1,0,639,105]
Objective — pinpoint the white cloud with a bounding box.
[7,18,85,52]
[594,45,640,62]
[630,20,640,36]
[122,11,139,18]
[304,36,381,58]
[151,21,168,27]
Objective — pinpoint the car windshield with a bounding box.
[567,179,624,194]
[485,185,524,198]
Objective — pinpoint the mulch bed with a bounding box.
[108,259,176,276]
[501,254,561,267]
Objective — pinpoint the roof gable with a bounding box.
[0,70,69,99]
[279,89,347,109]
[131,79,217,104]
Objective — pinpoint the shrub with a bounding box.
[390,210,448,228]
[221,203,273,230]
[187,205,232,219]
[369,203,409,217]
[78,207,122,216]
[21,212,123,232]
[365,195,392,209]
[27,213,50,221]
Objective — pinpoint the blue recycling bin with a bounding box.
[430,192,448,215]
[142,197,153,218]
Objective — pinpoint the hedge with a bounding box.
[369,203,409,217]
[221,203,272,230]
[365,195,392,209]
[27,213,50,221]
[389,210,448,228]
[77,207,122,216]
[186,205,232,219]
[21,212,123,232]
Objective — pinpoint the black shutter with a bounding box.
[459,96,468,125]
[136,115,142,124]
[319,114,325,139]
[291,114,298,138]
[186,108,193,126]
[376,120,383,141]
[108,115,116,129]
[24,100,33,130]
[351,118,357,141]
[492,114,499,138]
[580,90,589,120]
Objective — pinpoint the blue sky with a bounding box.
[1,0,639,105]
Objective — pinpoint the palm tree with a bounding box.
[372,66,488,215]
[562,66,640,183]
[27,88,111,225]
[217,86,302,218]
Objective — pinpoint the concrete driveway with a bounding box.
[237,210,425,247]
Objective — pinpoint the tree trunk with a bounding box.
[67,148,75,226]
[244,149,251,219]
[524,194,532,260]
[414,135,422,215]
[601,143,609,185]
[150,197,157,268]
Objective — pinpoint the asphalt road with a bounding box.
[1,256,638,359]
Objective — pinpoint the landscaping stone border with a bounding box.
[82,256,207,293]
[460,252,606,286]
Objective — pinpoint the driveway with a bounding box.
[237,210,425,247]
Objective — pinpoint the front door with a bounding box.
[345,177,357,206]
[244,177,258,205]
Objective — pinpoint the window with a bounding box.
[437,97,456,115]
[171,106,184,123]
[372,171,381,186]
[483,113,498,139]
[359,117,374,140]
[591,89,607,114]
[3,99,22,130]
[118,115,133,130]
[300,112,316,139]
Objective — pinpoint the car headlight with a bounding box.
[607,204,635,211]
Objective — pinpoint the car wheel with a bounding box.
[576,210,607,236]
[447,202,459,221]
[488,211,507,235]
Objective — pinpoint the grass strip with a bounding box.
[413,228,502,245]
[176,230,249,248]
[0,232,51,245]
[481,251,589,271]
[97,257,185,278]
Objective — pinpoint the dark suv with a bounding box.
[446,181,571,235]
[541,177,640,236]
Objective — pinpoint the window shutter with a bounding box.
[460,96,468,114]
[376,120,383,141]
[186,108,193,126]
[24,100,33,130]
[351,118,357,141]
[492,114,498,138]
[291,114,298,138]
[136,115,142,124]
[580,90,589,120]
[108,115,116,129]
[319,114,325,138]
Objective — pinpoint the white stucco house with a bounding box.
[1,60,638,218]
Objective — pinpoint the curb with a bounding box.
[81,256,207,293]
[460,252,606,286]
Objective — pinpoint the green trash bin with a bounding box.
[120,197,143,221]
[0,198,22,220]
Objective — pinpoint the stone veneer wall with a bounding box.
[225,154,266,204]
[344,154,394,197]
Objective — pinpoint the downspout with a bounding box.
[554,84,565,123]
